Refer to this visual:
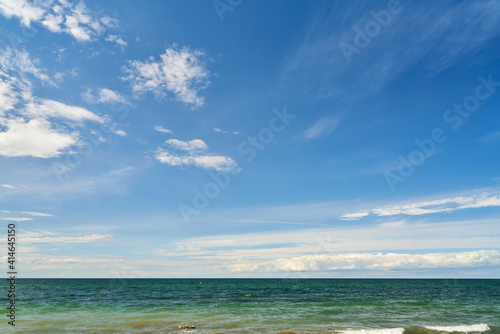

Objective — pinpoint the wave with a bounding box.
[337,325,491,334]
[424,324,490,333]
[339,328,406,334]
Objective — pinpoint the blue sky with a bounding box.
[1,0,500,278]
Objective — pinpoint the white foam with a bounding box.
[339,328,406,334]
[424,324,490,333]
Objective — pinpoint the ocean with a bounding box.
[2,279,499,334]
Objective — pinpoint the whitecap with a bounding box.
[339,328,406,334]
[424,324,490,333]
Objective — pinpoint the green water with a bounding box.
[2,279,499,333]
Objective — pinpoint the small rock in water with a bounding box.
[178,325,196,329]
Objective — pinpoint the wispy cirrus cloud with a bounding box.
[20,211,53,217]
[302,117,339,139]
[23,233,113,244]
[0,210,52,222]
[122,46,211,107]
[0,217,33,221]
[281,1,500,102]
[341,191,500,220]
[0,47,54,85]
[24,99,103,123]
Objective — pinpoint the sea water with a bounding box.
[2,279,499,334]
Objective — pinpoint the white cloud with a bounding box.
[20,211,52,217]
[82,88,128,105]
[0,0,117,42]
[0,48,53,85]
[303,117,339,139]
[97,88,126,104]
[168,216,500,263]
[214,127,240,135]
[0,117,77,158]
[122,46,211,107]
[226,250,500,273]
[154,125,172,134]
[0,217,33,221]
[0,67,108,159]
[0,0,44,27]
[282,1,500,102]
[1,184,17,189]
[156,149,239,172]
[0,77,19,116]
[25,99,103,123]
[155,138,239,172]
[0,210,51,222]
[23,233,113,244]
[114,129,126,136]
[341,211,369,220]
[0,46,127,160]
[165,138,208,152]
[105,34,127,48]
[481,131,500,144]
[343,192,500,220]
[100,16,118,28]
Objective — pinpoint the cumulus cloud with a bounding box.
[0,117,77,158]
[0,80,103,158]
[122,46,211,107]
[227,250,500,273]
[0,0,44,27]
[341,192,500,220]
[156,151,238,171]
[303,117,339,139]
[0,57,110,159]
[155,138,239,172]
[165,138,208,152]
[154,125,172,134]
[0,0,117,42]
[82,88,128,105]
[105,34,127,49]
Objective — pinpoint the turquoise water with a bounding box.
[2,279,499,333]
